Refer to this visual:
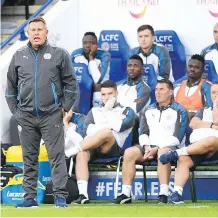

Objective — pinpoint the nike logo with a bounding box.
[23,56,28,59]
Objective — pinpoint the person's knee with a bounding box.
[97,128,113,140]
[158,147,171,156]
[206,137,218,152]
[123,147,141,162]
[76,151,90,163]
[177,156,193,168]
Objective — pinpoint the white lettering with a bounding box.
[135,182,143,196]
[7,191,25,198]
[74,67,83,73]
[151,182,159,196]
[101,34,119,42]
[106,182,113,196]
[155,35,173,43]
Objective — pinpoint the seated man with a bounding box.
[174,54,212,121]
[72,32,110,107]
[159,82,218,204]
[66,80,135,204]
[130,24,174,82]
[114,79,188,204]
[201,23,218,74]
[117,54,151,144]
[117,54,150,114]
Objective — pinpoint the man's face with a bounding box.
[82,35,97,55]
[127,59,143,79]
[101,87,117,105]
[211,84,218,104]
[187,59,203,80]
[213,23,218,44]
[155,82,173,104]
[137,29,155,50]
[27,21,48,49]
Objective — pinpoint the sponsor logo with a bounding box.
[7,191,25,198]
[23,55,28,59]
[118,0,159,19]
[197,0,218,17]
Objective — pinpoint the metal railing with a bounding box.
[0,0,55,50]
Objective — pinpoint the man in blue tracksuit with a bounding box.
[201,23,218,74]
[71,32,110,107]
[130,24,174,82]
[114,79,188,204]
[5,17,79,208]
[117,54,151,144]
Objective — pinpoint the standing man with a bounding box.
[5,17,79,208]
[201,23,218,74]
[71,32,110,107]
[114,79,188,204]
[130,25,174,82]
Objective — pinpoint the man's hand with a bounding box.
[143,146,158,160]
[63,109,73,128]
[89,44,98,60]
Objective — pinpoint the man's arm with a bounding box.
[189,108,212,129]
[5,54,18,114]
[107,107,135,132]
[158,46,171,80]
[135,82,151,113]
[173,106,188,143]
[201,81,212,107]
[61,51,79,112]
[83,109,95,137]
[139,110,150,147]
[88,49,110,83]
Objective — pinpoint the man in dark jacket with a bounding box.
[5,17,79,208]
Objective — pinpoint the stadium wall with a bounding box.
[1,0,218,143]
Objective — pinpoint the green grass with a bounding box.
[1,200,218,217]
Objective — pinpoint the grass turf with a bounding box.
[1,200,218,217]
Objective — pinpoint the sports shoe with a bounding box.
[54,196,68,208]
[159,151,178,165]
[72,194,89,204]
[158,195,168,204]
[15,198,38,208]
[170,191,184,204]
[113,194,132,204]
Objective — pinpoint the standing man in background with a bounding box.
[71,32,110,107]
[5,17,79,208]
[130,24,174,82]
[201,23,218,74]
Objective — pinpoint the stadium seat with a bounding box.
[98,30,131,82]
[155,30,186,81]
[72,63,93,115]
[203,60,218,82]
[143,64,157,104]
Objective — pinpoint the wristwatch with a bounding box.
[213,104,218,108]
[210,122,213,128]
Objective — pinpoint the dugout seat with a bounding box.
[155,30,186,80]
[98,30,131,82]
[203,60,218,82]
[72,63,93,115]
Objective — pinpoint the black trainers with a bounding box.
[72,194,89,204]
[158,195,168,204]
[113,194,132,204]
